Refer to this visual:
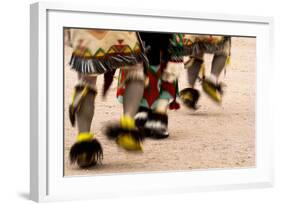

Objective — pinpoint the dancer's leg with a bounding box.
[187,57,204,87]
[144,61,182,139]
[179,56,203,109]
[202,38,231,103]
[106,63,145,151]
[123,63,145,118]
[69,75,103,168]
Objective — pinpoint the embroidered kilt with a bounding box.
[183,35,231,56]
[117,33,183,109]
[69,29,146,75]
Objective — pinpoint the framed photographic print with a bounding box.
[30,2,274,202]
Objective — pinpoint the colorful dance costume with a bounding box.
[68,29,147,168]
[180,35,231,109]
[117,32,184,139]
[116,33,231,139]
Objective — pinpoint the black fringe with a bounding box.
[183,38,229,56]
[69,52,147,75]
[104,123,144,142]
[179,88,200,110]
[142,112,169,140]
[102,69,116,97]
[135,107,151,129]
[148,112,168,126]
[69,139,103,168]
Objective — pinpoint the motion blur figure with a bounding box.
[180,35,231,109]
[67,29,147,168]
[115,33,231,139]
[116,32,184,139]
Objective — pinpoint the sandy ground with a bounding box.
[64,37,256,176]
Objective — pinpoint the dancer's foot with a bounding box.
[143,112,169,139]
[179,88,200,110]
[202,77,224,103]
[135,107,151,129]
[105,115,143,152]
[69,132,103,168]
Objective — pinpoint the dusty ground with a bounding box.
[64,37,256,176]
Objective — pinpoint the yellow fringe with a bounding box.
[226,55,231,65]
[116,134,143,151]
[120,115,136,130]
[202,82,221,103]
[76,132,94,142]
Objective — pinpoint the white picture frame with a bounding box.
[30,2,274,202]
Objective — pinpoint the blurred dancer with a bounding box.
[116,32,184,139]
[180,35,231,109]
[67,29,147,168]
[115,34,231,139]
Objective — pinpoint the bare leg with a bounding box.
[210,54,227,84]
[202,38,231,103]
[106,63,145,151]
[123,64,144,117]
[209,37,231,83]
[202,55,227,103]
[187,57,204,87]
[69,75,103,168]
[76,75,97,133]
[179,57,203,109]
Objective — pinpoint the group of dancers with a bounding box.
[66,29,231,168]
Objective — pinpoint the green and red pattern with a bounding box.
[117,64,180,110]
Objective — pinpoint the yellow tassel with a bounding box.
[117,115,143,151]
[199,63,206,79]
[71,89,76,106]
[76,86,89,111]
[81,86,89,97]
[116,134,143,151]
[226,56,231,65]
[202,82,222,103]
[76,132,94,142]
[120,115,135,130]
